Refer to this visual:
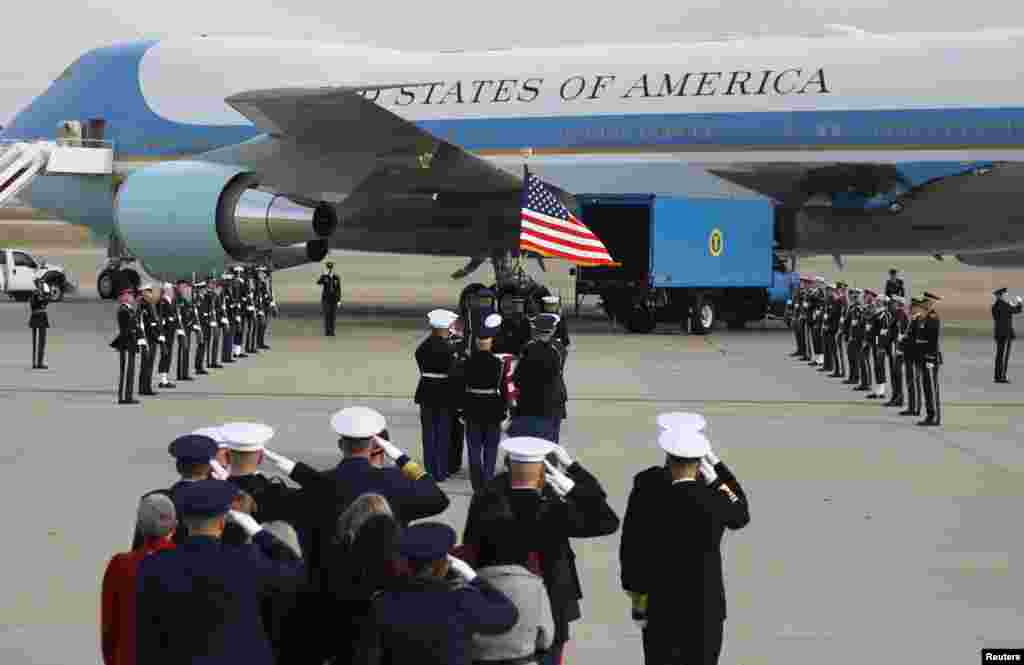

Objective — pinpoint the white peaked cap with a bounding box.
[656,412,707,432]
[427,309,459,329]
[219,422,275,452]
[192,426,228,448]
[658,428,711,459]
[541,295,559,303]
[163,282,173,290]
[500,436,555,463]
[483,313,503,328]
[331,406,387,438]
[141,282,157,291]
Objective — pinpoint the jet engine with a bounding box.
[114,161,337,280]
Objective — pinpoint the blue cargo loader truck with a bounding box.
[574,195,797,334]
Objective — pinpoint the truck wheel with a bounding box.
[625,305,656,334]
[97,270,115,299]
[43,273,65,302]
[691,298,716,335]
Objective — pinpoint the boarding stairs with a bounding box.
[0,139,114,206]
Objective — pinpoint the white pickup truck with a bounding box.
[0,248,76,301]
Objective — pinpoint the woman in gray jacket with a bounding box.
[470,505,555,664]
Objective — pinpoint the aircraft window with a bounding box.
[13,252,36,268]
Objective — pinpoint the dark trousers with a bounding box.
[139,343,156,393]
[858,345,871,388]
[117,349,137,403]
[811,326,822,356]
[822,331,835,371]
[921,360,941,422]
[643,620,724,665]
[209,327,221,366]
[222,322,235,362]
[508,415,562,443]
[905,356,921,414]
[873,345,888,385]
[419,406,451,480]
[834,334,846,375]
[323,299,337,336]
[158,336,175,374]
[846,340,860,382]
[176,333,191,380]
[802,323,813,360]
[257,317,269,348]
[889,352,904,400]
[449,413,465,475]
[793,320,804,355]
[539,641,566,665]
[995,337,1013,380]
[30,327,47,367]
[195,329,208,372]
[465,421,501,493]
[235,317,245,347]
[246,314,257,352]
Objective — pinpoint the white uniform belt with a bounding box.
[467,388,500,395]
[421,373,448,379]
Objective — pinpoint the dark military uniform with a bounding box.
[136,530,304,665]
[361,575,519,665]
[174,292,194,382]
[138,300,161,395]
[192,286,210,375]
[992,296,1023,382]
[843,302,860,383]
[620,464,750,665]
[900,313,924,416]
[510,338,568,443]
[222,278,240,363]
[856,306,875,391]
[232,275,249,356]
[415,334,458,480]
[809,291,824,366]
[886,308,910,407]
[868,307,891,398]
[110,301,140,404]
[207,285,225,368]
[788,290,805,358]
[157,296,178,386]
[256,272,273,350]
[826,296,844,376]
[228,472,300,526]
[28,288,49,369]
[460,349,509,492]
[885,276,905,299]
[318,270,341,336]
[494,317,532,356]
[463,463,620,662]
[917,310,943,426]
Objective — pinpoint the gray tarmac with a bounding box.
[1,247,1023,665]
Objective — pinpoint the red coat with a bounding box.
[101,539,175,665]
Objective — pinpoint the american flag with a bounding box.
[519,173,617,266]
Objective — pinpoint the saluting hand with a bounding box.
[446,555,477,582]
[263,449,296,475]
[371,435,403,461]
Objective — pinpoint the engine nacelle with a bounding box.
[114,161,337,280]
[955,251,1024,268]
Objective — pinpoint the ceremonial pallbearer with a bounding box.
[917,292,944,426]
[415,309,460,481]
[992,287,1023,383]
[110,288,142,405]
[620,422,749,665]
[900,298,925,417]
[885,296,909,408]
[156,283,177,388]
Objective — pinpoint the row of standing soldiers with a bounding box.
[787,276,944,426]
[110,265,277,404]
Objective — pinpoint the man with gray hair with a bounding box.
[102,494,177,665]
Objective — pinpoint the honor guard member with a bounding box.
[28,278,50,369]
[220,272,237,364]
[415,309,460,481]
[447,313,470,478]
[243,268,259,354]
[819,284,837,373]
[255,266,274,350]
[509,313,568,443]
[155,283,177,388]
[831,283,849,379]
[461,313,510,493]
[464,288,498,352]
[495,293,532,356]
[111,288,142,405]
[540,294,571,351]
[361,523,519,665]
[843,288,862,384]
[135,479,305,665]
[809,277,826,367]
[463,437,620,665]
[173,280,196,382]
[137,284,162,396]
[132,433,220,549]
[899,298,925,417]
[916,293,944,426]
[788,279,808,358]
[992,287,1023,383]
[854,290,877,391]
[318,261,341,336]
[220,422,300,525]
[620,427,749,665]
[231,266,248,358]
[885,296,909,407]
[191,281,210,375]
[885,268,906,299]
[206,278,225,369]
[866,295,891,400]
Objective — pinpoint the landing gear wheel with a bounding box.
[625,305,656,334]
[691,297,715,335]
[46,280,64,302]
[97,270,115,300]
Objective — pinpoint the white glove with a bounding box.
[158,335,166,343]
[236,317,242,323]
[372,435,403,461]
[263,449,296,475]
[543,460,576,496]
[705,447,721,467]
[549,444,573,468]
[221,317,229,325]
[193,324,201,331]
[211,322,218,328]
[446,555,477,582]
[247,306,255,311]
[227,510,262,536]
[209,459,230,480]
[1016,296,1023,305]
[176,329,185,337]
[699,459,718,486]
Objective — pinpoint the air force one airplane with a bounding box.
[4,27,1024,283]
